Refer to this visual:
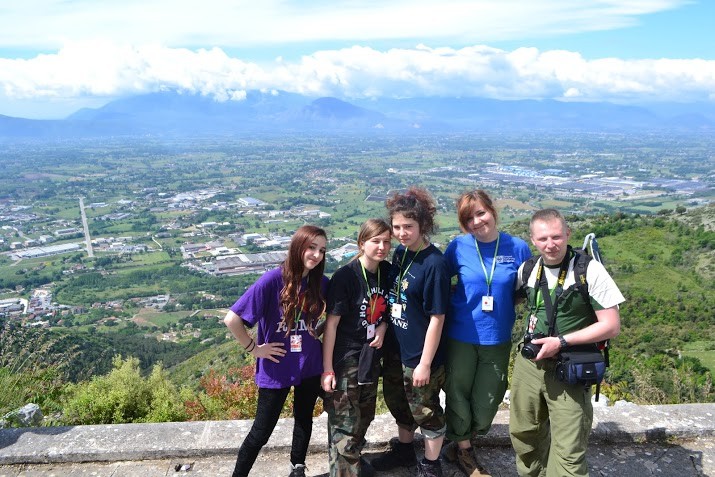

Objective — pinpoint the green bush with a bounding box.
[61,355,188,425]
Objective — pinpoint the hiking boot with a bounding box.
[360,457,376,477]
[371,438,417,471]
[456,448,491,477]
[441,440,458,462]
[417,457,443,477]
[289,463,306,477]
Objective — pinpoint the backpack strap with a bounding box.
[571,250,592,307]
[571,250,610,368]
[518,256,539,301]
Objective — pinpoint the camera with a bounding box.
[521,332,547,359]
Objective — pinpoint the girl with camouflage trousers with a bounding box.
[372,187,451,477]
[322,219,392,477]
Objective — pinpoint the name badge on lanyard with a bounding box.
[482,295,494,312]
[391,303,402,320]
[475,234,499,314]
[367,324,376,340]
[290,334,302,353]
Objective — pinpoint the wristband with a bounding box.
[321,371,335,377]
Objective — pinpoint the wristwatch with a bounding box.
[558,335,568,349]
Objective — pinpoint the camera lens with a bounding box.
[521,342,540,359]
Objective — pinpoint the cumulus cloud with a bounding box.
[2,42,713,109]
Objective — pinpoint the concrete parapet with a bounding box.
[0,403,713,465]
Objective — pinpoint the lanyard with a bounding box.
[293,288,306,335]
[532,250,571,336]
[474,234,500,296]
[396,242,423,302]
[360,261,380,319]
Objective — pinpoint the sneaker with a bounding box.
[417,457,443,477]
[289,463,306,477]
[371,438,417,471]
[456,448,491,477]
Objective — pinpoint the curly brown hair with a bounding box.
[385,186,438,237]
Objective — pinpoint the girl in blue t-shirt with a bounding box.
[372,186,450,477]
[224,225,328,477]
[442,190,530,476]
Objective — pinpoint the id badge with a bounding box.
[391,303,402,320]
[367,324,376,340]
[481,296,494,312]
[290,334,302,353]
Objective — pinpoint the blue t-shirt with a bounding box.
[230,267,328,389]
[444,232,531,345]
[388,243,450,368]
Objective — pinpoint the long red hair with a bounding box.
[280,225,327,335]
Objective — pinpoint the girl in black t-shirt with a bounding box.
[322,218,392,477]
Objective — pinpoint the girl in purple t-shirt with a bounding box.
[224,225,329,477]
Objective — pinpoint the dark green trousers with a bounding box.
[445,338,511,441]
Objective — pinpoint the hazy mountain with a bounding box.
[1,91,714,138]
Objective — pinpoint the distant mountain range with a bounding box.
[1,90,714,138]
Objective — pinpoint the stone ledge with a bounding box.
[0,403,713,465]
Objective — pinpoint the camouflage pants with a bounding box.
[325,357,379,477]
[382,346,446,439]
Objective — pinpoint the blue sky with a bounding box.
[0,0,713,119]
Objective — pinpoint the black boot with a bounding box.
[360,457,376,477]
[371,438,417,471]
[417,457,443,477]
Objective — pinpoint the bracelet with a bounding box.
[321,371,335,377]
[244,339,256,352]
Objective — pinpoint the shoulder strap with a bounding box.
[572,250,592,305]
[520,256,539,288]
[517,255,539,302]
[572,249,610,368]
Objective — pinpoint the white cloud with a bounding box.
[2,0,709,117]
[0,0,690,49]
[1,42,714,111]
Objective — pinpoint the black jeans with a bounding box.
[232,375,321,477]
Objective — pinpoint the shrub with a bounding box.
[184,366,323,421]
[61,355,187,425]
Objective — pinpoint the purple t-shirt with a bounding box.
[230,267,327,389]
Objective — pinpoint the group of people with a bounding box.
[224,187,624,477]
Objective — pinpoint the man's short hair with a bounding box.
[529,208,568,234]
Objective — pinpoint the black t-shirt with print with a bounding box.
[327,259,391,368]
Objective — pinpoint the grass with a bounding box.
[600,226,705,296]
[133,309,192,327]
[682,342,715,374]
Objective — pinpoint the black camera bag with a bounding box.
[555,345,606,386]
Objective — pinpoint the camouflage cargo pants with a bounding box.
[325,357,379,477]
[382,346,446,439]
